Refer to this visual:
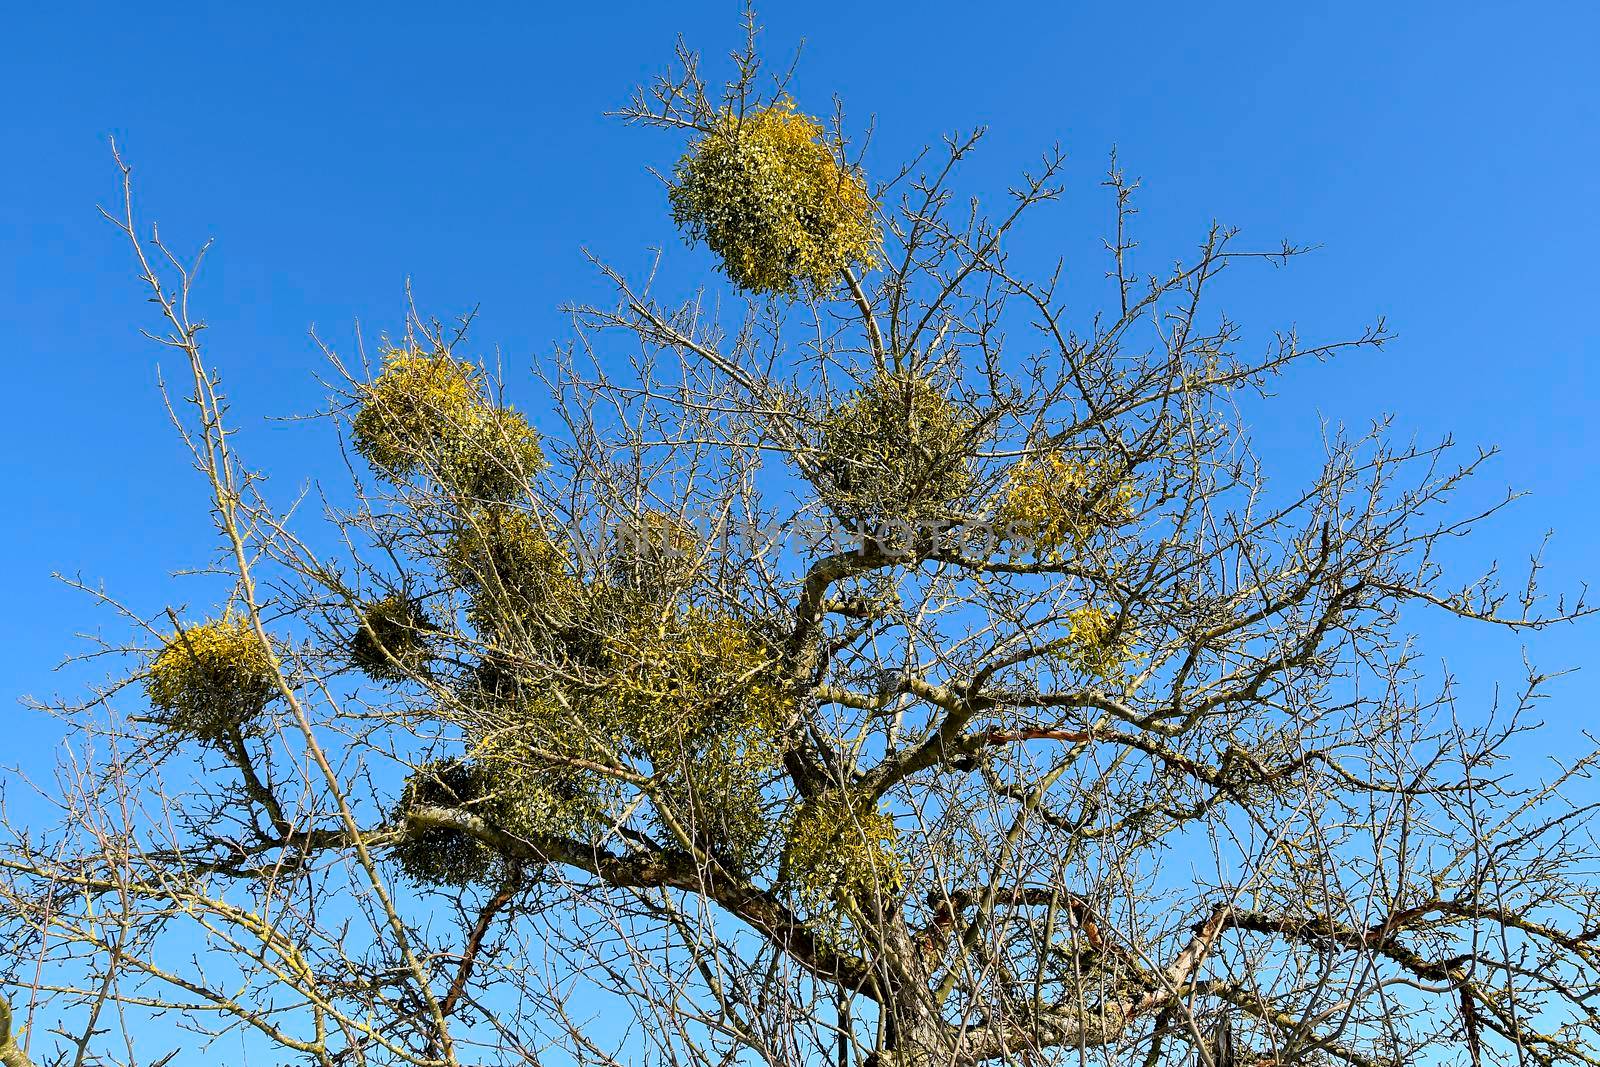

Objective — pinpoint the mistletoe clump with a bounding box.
[352,347,544,500]
[399,609,792,882]
[349,594,434,683]
[604,609,792,867]
[998,449,1137,555]
[608,509,703,598]
[146,616,278,743]
[445,404,547,502]
[0,994,25,1067]
[352,349,478,475]
[783,787,903,917]
[670,100,881,296]
[474,720,615,837]
[391,759,509,887]
[445,506,575,636]
[605,609,791,756]
[391,750,604,888]
[648,733,778,873]
[817,372,976,520]
[1061,605,1136,679]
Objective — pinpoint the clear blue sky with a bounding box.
[2,0,1596,935]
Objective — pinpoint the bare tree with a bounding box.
[4,20,1597,1067]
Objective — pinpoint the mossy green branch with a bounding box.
[0,994,34,1067]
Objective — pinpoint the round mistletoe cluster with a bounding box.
[352,347,545,501]
[783,787,903,919]
[1060,605,1136,680]
[670,100,881,297]
[391,759,507,886]
[146,616,278,743]
[817,372,976,520]
[349,594,434,683]
[393,689,620,890]
[602,608,793,870]
[997,448,1137,556]
[444,505,575,638]
[390,756,596,887]
[392,609,792,884]
[609,509,702,594]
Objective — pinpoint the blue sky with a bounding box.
[1,0,1598,1007]
[2,0,1595,814]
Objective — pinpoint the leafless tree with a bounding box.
[4,20,1597,1067]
